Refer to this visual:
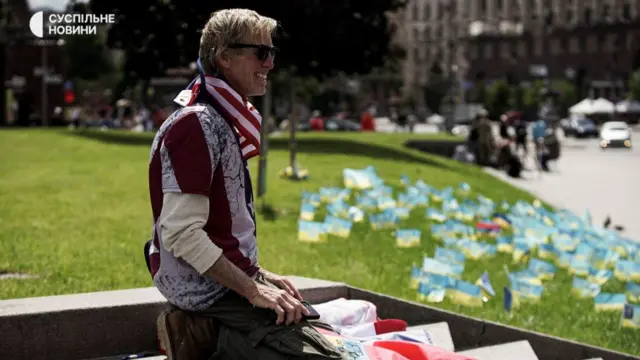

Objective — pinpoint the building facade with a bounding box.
[2,0,67,125]
[393,0,640,106]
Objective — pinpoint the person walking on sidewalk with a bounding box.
[146,9,344,360]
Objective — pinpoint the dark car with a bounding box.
[324,117,360,132]
[296,117,359,132]
[566,117,598,138]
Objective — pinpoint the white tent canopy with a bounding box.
[591,98,615,113]
[615,99,640,113]
[569,98,594,115]
[426,114,445,124]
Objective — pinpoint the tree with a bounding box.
[508,85,525,110]
[523,80,545,109]
[485,80,510,118]
[629,68,640,101]
[89,0,406,101]
[63,35,114,81]
[552,80,578,117]
[64,0,114,81]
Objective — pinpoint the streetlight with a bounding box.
[444,2,456,132]
[37,37,64,127]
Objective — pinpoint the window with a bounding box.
[607,34,618,51]
[534,38,543,56]
[484,43,493,59]
[569,37,579,54]
[517,40,526,57]
[566,9,573,24]
[480,0,487,11]
[579,36,587,52]
[545,11,554,26]
[587,34,598,52]
[584,8,592,25]
[470,44,479,59]
[560,37,568,53]
[598,33,607,50]
[501,43,510,58]
[602,4,611,22]
[424,3,431,20]
[551,38,561,55]
[622,3,632,21]
[413,47,420,62]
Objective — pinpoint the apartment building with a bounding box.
[393,0,640,103]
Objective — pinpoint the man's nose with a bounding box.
[263,54,275,69]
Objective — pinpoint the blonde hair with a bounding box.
[199,9,278,71]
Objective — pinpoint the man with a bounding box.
[472,109,494,166]
[531,117,550,172]
[512,113,528,156]
[147,9,344,360]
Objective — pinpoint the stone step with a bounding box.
[458,340,539,360]
[407,322,455,351]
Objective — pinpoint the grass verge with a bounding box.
[0,129,637,355]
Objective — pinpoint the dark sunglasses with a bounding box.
[228,43,278,61]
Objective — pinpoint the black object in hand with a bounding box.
[301,301,321,320]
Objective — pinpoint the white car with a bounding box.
[599,121,632,149]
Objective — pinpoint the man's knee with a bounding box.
[157,307,219,360]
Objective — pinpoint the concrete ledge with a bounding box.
[458,340,538,360]
[2,279,638,360]
[0,276,348,360]
[348,287,639,360]
[407,322,454,351]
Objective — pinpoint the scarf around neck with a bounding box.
[174,74,262,160]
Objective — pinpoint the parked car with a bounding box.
[324,117,360,132]
[296,116,360,132]
[564,117,598,138]
[600,121,632,149]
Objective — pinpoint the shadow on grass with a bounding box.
[68,130,466,170]
[66,129,154,146]
[268,137,453,169]
[258,203,278,222]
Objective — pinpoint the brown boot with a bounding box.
[157,307,219,360]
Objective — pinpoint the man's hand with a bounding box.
[247,283,310,325]
[260,269,303,301]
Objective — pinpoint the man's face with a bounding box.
[221,33,275,97]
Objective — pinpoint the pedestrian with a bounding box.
[309,110,324,131]
[146,9,344,360]
[474,109,494,166]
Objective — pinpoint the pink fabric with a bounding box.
[374,340,477,360]
[314,327,477,360]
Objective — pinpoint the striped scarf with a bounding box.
[181,75,262,160]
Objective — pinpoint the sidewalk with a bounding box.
[484,138,640,243]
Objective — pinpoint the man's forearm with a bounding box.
[204,255,258,298]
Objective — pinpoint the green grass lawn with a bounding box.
[0,129,638,355]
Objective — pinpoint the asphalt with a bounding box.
[485,136,640,242]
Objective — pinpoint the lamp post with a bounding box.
[445,2,456,132]
[0,0,9,126]
[37,37,64,127]
[256,81,271,200]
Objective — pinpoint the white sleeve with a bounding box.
[158,192,223,274]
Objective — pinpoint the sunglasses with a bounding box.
[228,43,278,61]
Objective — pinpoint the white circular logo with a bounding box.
[29,11,44,38]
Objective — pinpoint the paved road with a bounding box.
[486,137,640,242]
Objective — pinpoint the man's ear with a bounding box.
[216,51,232,70]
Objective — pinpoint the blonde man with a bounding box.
[147,9,344,360]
